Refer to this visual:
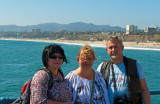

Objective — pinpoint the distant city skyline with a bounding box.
[0,0,159,29]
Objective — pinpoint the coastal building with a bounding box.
[32,29,40,33]
[144,26,158,33]
[126,25,138,35]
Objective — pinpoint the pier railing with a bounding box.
[149,90,160,95]
[0,90,160,104]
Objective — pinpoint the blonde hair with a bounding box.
[78,44,96,60]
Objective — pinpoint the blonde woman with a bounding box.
[65,45,110,104]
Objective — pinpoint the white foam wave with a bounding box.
[124,47,160,51]
[54,42,160,51]
[56,42,160,51]
[4,39,159,51]
[1,64,27,66]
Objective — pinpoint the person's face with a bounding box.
[106,39,124,60]
[77,52,94,69]
[48,53,63,70]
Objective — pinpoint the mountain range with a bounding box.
[0,22,125,32]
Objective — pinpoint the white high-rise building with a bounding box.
[126,25,138,34]
[144,25,158,33]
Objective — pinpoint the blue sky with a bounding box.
[0,0,159,29]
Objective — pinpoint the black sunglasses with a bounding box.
[49,54,63,60]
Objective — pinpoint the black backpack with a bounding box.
[13,68,64,104]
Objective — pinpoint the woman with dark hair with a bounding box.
[30,44,72,104]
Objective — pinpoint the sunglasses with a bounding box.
[49,54,63,60]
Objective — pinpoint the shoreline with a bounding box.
[1,38,160,48]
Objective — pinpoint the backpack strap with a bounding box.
[58,68,64,79]
[40,67,64,89]
[39,68,53,89]
[100,59,112,88]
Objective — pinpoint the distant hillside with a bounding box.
[0,22,125,32]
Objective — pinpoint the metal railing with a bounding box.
[0,90,160,104]
[149,90,160,95]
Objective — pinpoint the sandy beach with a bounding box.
[1,38,160,48]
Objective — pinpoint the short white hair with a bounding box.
[106,36,123,46]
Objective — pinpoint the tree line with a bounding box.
[1,30,160,42]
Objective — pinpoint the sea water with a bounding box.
[0,39,160,104]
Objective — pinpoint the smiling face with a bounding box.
[42,44,67,68]
[47,53,63,70]
[106,39,124,60]
[78,51,94,68]
[77,45,96,69]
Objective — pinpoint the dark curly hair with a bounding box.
[42,44,67,68]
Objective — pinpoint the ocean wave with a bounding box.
[124,47,160,51]
[3,39,159,51]
[52,42,160,51]
[0,64,28,66]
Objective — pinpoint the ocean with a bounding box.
[0,39,160,104]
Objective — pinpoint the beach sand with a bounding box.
[1,38,160,48]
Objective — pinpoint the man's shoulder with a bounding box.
[97,59,111,71]
[101,59,112,67]
[97,61,106,72]
[124,56,137,62]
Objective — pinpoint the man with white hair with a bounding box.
[97,36,151,104]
